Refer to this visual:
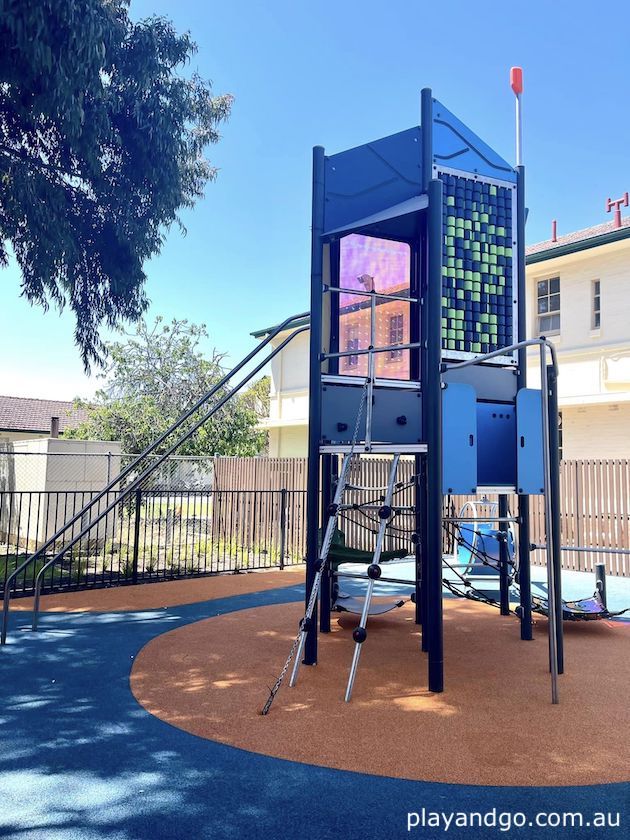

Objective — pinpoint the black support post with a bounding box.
[418,87,433,654]
[547,363,564,674]
[426,177,444,693]
[304,145,326,665]
[595,562,607,609]
[413,455,426,628]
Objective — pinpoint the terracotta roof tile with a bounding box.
[526,216,630,257]
[0,395,90,433]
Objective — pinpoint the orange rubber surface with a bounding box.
[12,567,303,612]
[131,599,630,787]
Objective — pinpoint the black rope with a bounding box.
[444,520,516,581]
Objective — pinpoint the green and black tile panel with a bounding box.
[440,172,514,355]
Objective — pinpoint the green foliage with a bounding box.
[67,316,269,456]
[0,1,232,368]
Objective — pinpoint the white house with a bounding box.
[255,214,630,460]
[525,217,630,459]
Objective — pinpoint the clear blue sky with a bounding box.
[2,0,629,400]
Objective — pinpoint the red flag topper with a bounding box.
[510,67,523,95]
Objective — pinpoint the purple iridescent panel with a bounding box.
[338,234,411,379]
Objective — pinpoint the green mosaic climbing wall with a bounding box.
[441,172,515,357]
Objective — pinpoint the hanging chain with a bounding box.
[260,376,371,715]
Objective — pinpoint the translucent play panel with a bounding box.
[337,234,412,380]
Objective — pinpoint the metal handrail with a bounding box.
[441,336,559,376]
[1,312,308,644]
[444,336,560,704]
[28,326,309,631]
[531,544,630,557]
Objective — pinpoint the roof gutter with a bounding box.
[526,225,630,264]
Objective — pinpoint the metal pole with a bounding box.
[515,164,533,642]
[531,544,630,557]
[498,496,510,616]
[304,145,326,665]
[364,292,376,451]
[540,348,559,704]
[443,516,520,523]
[426,177,444,693]
[547,363,564,674]
[515,94,523,167]
[510,67,524,167]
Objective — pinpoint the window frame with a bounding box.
[592,279,601,330]
[536,276,561,336]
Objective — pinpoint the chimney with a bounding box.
[551,220,557,242]
[606,192,629,228]
[50,416,60,438]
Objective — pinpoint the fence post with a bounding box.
[132,488,142,585]
[575,463,582,571]
[595,561,607,609]
[279,488,287,570]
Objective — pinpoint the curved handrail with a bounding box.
[1,313,308,644]
[441,336,558,376]
[28,325,309,634]
[444,335,560,704]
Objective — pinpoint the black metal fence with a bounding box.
[0,488,307,597]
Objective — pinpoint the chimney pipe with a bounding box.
[551,220,557,242]
[606,192,629,228]
[50,416,60,438]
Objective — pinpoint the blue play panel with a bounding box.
[1,581,628,840]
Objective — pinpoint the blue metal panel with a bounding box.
[432,99,516,183]
[476,402,517,487]
[516,389,545,495]
[324,127,422,235]
[442,383,477,494]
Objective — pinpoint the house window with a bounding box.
[389,313,404,359]
[537,277,560,334]
[592,280,601,329]
[345,327,359,368]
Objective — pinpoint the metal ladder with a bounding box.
[289,452,402,701]
[344,453,401,701]
[288,451,354,687]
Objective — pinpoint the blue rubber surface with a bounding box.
[341,559,630,617]
[1,581,628,839]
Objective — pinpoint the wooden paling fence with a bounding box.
[213,456,630,577]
